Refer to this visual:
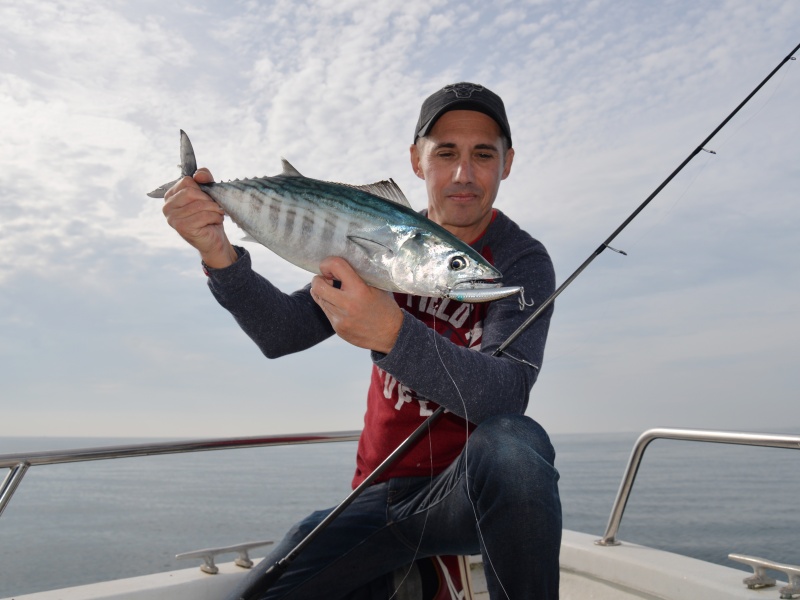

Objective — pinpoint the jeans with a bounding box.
[226,414,561,600]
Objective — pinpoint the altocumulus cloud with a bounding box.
[1,0,798,437]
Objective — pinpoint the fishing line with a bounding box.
[536,148,711,370]
[238,42,799,600]
[429,308,512,600]
[612,151,715,257]
[566,65,795,350]
[387,420,434,600]
[708,59,794,154]
[617,59,795,261]
[494,41,800,359]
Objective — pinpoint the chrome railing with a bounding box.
[595,427,800,546]
[6,426,799,546]
[0,430,360,520]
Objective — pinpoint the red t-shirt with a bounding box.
[352,218,497,488]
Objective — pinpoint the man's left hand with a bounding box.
[310,257,403,354]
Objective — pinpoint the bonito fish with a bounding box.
[149,131,522,302]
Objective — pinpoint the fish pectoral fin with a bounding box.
[347,234,395,263]
[240,233,258,243]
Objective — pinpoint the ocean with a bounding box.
[1,431,798,597]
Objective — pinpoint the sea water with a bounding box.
[0,432,798,597]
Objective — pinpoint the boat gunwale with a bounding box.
[0,430,361,519]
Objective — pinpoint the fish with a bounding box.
[148,130,523,302]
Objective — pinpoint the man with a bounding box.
[163,83,561,599]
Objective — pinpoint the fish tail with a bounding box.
[146,130,199,198]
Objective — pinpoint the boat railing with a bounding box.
[5,426,799,545]
[595,427,800,547]
[0,430,361,520]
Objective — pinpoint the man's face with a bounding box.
[410,110,514,242]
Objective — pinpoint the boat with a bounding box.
[2,427,799,599]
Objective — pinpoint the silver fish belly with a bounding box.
[150,131,522,302]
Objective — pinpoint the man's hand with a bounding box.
[310,257,403,354]
[162,168,238,268]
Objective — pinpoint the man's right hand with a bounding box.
[162,168,238,269]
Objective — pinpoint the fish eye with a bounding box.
[449,255,468,271]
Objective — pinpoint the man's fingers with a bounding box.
[318,256,363,290]
[310,275,337,308]
[163,184,224,217]
[194,168,214,184]
[163,168,215,201]
[168,205,225,231]
[311,257,365,309]
[162,181,226,248]
[167,191,223,216]
[310,257,403,353]
[164,176,197,201]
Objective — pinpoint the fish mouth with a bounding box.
[450,279,503,290]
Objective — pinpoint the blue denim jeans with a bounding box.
[227,414,561,600]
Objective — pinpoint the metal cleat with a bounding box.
[729,553,800,598]
[778,566,800,600]
[729,554,777,589]
[176,539,274,574]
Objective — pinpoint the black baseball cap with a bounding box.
[414,82,512,147]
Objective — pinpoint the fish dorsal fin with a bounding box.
[346,179,412,208]
[279,158,411,208]
[281,158,303,177]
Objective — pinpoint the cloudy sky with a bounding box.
[1,0,798,440]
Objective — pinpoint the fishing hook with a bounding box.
[517,288,535,310]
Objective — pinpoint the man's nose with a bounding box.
[454,158,474,183]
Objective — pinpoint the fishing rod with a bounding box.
[236,41,799,600]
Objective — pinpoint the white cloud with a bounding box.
[1,0,799,438]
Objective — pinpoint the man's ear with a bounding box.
[409,143,425,180]
[501,147,515,180]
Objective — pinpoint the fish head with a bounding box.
[390,229,503,298]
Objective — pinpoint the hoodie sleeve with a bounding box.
[371,220,555,424]
[204,246,335,358]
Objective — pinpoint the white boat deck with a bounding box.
[5,530,786,600]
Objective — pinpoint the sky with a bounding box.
[1,0,798,440]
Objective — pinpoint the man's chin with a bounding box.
[435,209,494,238]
